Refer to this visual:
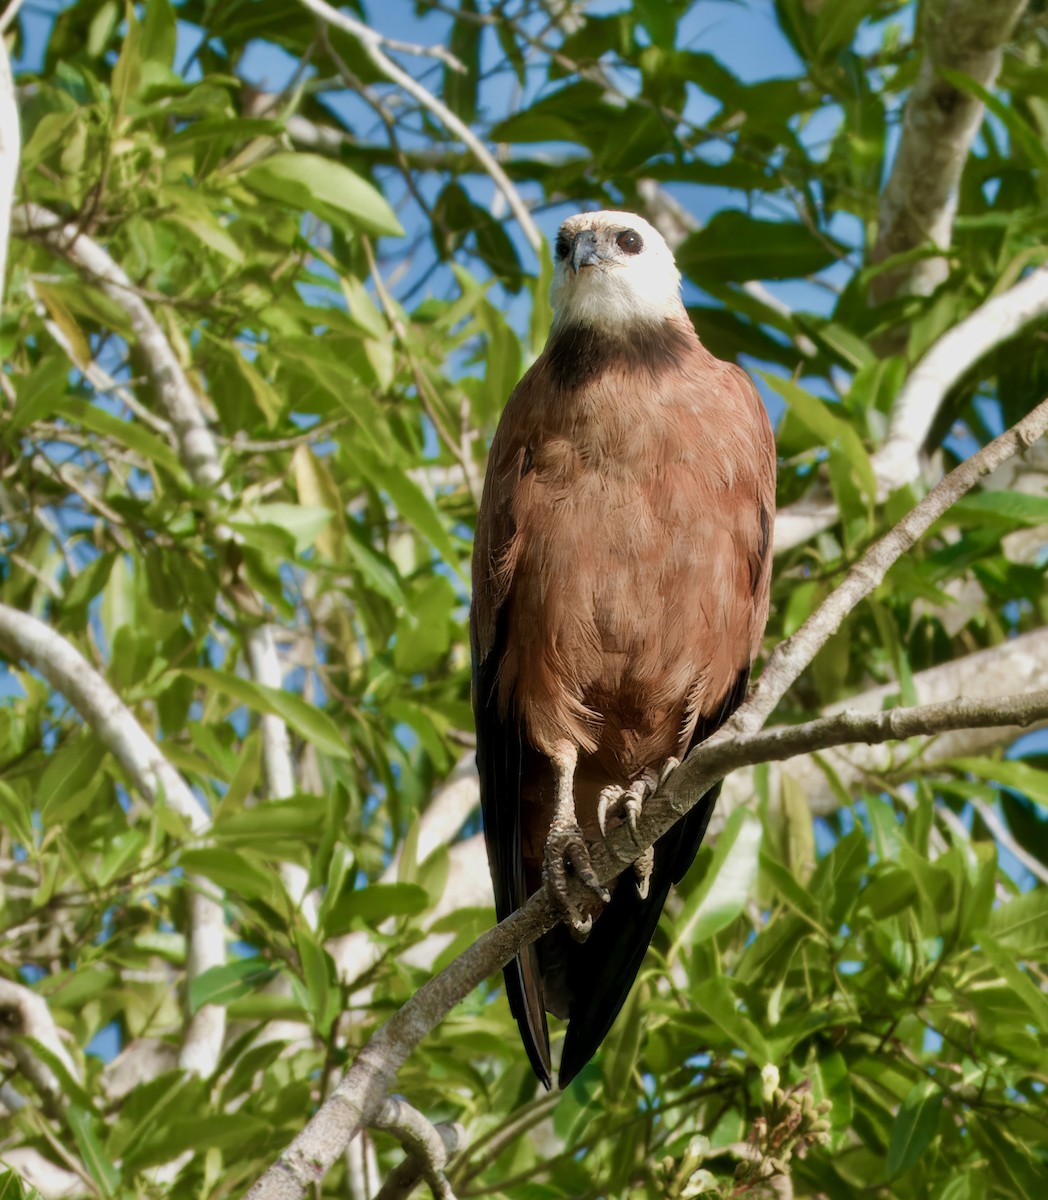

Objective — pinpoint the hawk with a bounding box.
[471,210,776,1088]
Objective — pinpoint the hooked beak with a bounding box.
[571,229,601,274]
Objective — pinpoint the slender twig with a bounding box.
[298,0,542,257]
[0,0,27,34]
[968,793,1048,887]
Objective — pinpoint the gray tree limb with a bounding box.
[297,0,542,256]
[0,607,208,832]
[0,31,19,312]
[775,266,1048,551]
[871,0,1029,304]
[0,979,80,1114]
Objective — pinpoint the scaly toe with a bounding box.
[659,756,681,787]
[543,824,609,935]
[597,785,625,837]
[633,846,654,900]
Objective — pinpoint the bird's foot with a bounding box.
[597,768,658,845]
[658,756,681,786]
[543,821,610,940]
[596,759,679,898]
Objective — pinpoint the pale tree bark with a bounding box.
[0,980,81,1115]
[774,265,1048,551]
[0,28,18,310]
[871,0,1030,304]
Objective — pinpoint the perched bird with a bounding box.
[470,210,776,1089]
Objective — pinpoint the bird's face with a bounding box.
[549,211,682,331]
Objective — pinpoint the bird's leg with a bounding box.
[596,758,680,899]
[544,741,610,939]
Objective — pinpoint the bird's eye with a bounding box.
[555,234,571,261]
[616,229,643,255]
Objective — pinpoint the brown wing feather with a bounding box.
[471,374,554,1088]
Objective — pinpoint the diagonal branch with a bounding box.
[0,606,208,833]
[741,394,1048,730]
[243,396,1048,1200]
[774,266,1048,551]
[371,1099,462,1200]
[298,0,542,257]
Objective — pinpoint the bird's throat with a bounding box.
[544,318,698,391]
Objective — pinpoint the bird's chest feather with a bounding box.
[511,398,732,603]
[507,396,741,691]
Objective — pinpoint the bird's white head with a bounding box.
[549,210,683,331]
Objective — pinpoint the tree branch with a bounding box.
[774,267,1048,551]
[745,394,1048,727]
[0,606,208,832]
[12,204,224,490]
[370,1100,462,1200]
[719,624,1048,826]
[0,979,81,1114]
[871,0,1030,304]
[0,32,17,314]
[244,395,1048,1200]
[0,604,227,1075]
[298,0,543,257]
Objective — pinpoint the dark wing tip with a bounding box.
[506,949,553,1089]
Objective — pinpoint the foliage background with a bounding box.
[1,1,1048,1197]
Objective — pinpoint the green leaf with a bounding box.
[243,152,403,237]
[948,757,1048,806]
[672,808,761,956]
[179,668,350,760]
[690,978,770,1063]
[0,780,34,847]
[949,491,1048,528]
[939,69,1048,170]
[323,882,430,934]
[180,848,281,904]
[444,0,480,124]
[39,734,107,826]
[886,1079,943,1178]
[229,502,333,557]
[188,958,276,1013]
[8,355,70,434]
[677,211,847,283]
[985,888,1048,955]
[294,928,337,1034]
[67,1105,120,1196]
[357,451,462,575]
[212,793,329,848]
[762,372,877,504]
[980,933,1048,1026]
